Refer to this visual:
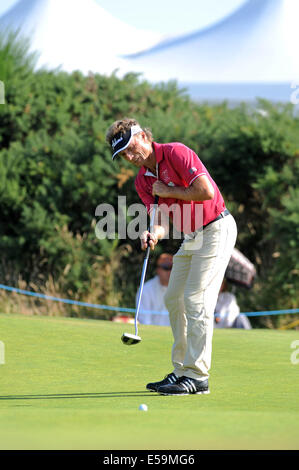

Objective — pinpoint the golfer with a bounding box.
[106,118,237,396]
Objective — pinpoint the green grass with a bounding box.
[0,313,298,450]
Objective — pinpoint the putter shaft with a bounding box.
[134,195,159,336]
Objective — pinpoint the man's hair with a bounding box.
[105,117,153,146]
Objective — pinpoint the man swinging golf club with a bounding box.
[106,118,237,396]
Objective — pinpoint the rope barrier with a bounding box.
[0,283,298,317]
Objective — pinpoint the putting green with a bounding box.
[0,313,298,450]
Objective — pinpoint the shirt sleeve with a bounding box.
[170,144,207,186]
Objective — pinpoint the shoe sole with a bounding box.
[158,390,210,396]
[146,384,175,392]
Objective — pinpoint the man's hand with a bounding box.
[152,180,172,198]
[140,231,158,251]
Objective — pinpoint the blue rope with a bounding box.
[242,309,299,317]
[0,283,135,313]
[0,283,298,317]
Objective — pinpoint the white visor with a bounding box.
[111,125,143,159]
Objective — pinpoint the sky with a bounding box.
[0,0,248,36]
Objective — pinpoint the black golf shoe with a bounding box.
[146,372,178,392]
[157,376,210,396]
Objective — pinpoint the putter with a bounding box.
[122,195,159,345]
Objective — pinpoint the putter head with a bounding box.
[121,333,141,345]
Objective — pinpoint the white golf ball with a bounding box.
[139,404,148,411]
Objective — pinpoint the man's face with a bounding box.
[118,132,152,167]
[156,263,172,286]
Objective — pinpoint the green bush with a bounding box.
[0,31,298,326]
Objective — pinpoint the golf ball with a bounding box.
[139,404,148,411]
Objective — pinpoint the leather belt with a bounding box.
[203,209,230,229]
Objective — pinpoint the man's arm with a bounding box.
[152,175,215,201]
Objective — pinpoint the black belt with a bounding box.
[203,209,230,229]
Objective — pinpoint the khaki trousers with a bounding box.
[164,214,237,381]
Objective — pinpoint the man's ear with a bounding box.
[141,131,148,142]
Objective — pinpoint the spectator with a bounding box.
[214,280,252,329]
[137,253,173,326]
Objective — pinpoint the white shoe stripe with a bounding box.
[188,380,196,392]
[185,379,196,393]
[181,382,190,393]
[189,381,196,393]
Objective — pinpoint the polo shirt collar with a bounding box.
[138,142,163,177]
[144,169,156,177]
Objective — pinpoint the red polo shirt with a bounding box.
[135,142,225,234]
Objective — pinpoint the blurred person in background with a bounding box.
[214,279,251,329]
